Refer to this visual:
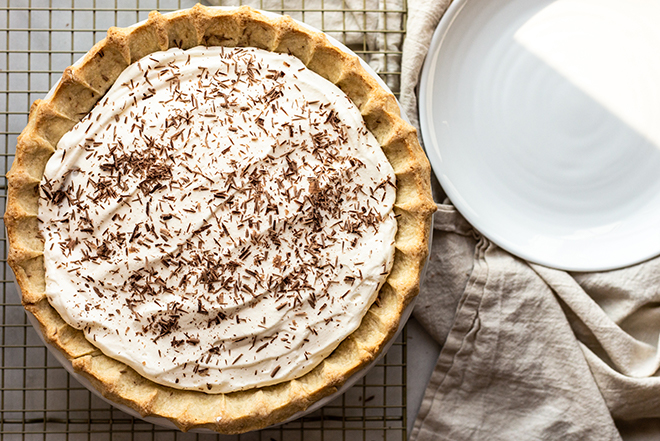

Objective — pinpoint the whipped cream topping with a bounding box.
[38,46,396,393]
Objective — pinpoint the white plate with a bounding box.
[419,0,660,271]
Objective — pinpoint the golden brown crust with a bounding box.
[5,4,435,434]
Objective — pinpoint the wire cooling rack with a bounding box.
[0,0,409,439]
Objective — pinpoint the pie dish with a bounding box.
[5,4,435,433]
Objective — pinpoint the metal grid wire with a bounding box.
[0,0,409,439]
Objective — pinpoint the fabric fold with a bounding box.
[412,214,622,440]
[400,0,452,130]
[531,265,660,379]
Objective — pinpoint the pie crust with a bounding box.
[5,5,436,434]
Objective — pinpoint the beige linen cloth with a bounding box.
[403,1,660,440]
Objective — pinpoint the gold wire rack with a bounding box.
[0,0,409,439]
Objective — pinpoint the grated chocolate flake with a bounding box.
[37,46,396,393]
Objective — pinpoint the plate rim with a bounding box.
[418,0,660,272]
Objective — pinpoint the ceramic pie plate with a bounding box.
[419,0,660,271]
[10,6,432,433]
[23,292,415,431]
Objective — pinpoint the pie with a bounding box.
[5,4,435,434]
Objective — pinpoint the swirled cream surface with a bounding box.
[38,46,396,393]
